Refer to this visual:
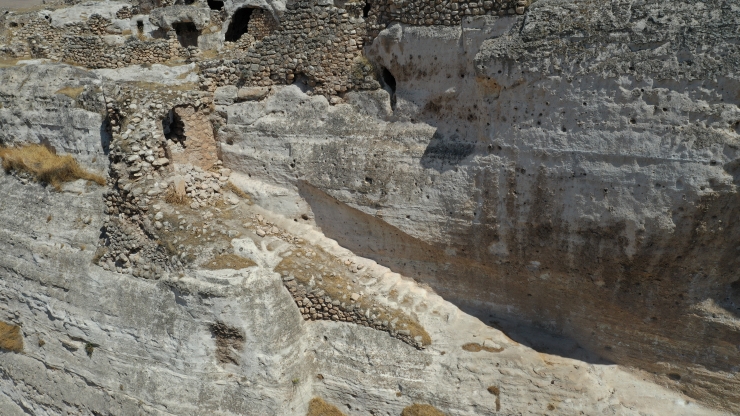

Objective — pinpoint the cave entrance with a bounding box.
[363,0,372,18]
[173,21,200,48]
[136,20,144,36]
[207,0,224,10]
[225,7,254,42]
[381,67,396,93]
[163,108,187,151]
[381,67,397,110]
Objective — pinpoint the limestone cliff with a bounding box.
[0,0,738,415]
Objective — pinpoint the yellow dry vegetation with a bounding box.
[164,186,191,205]
[461,342,504,353]
[0,57,20,68]
[201,253,256,270]
[0,144,106,190]
[55,86,85,99]
[306,397,346,416]
[0,321,23,352]
[224,181,252,201]
[401,403,447,416]
[487,386,501,411]
[198,49,220,60]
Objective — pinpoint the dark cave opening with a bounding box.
[363,1,372,18]
[136,20,144,36]
[225,7,254,42]
[163,108,187,151]
[381,67,396,93]
[173,21,200,48]
[207,0,224,10]
[381,67,397,110]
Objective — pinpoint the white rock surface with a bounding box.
[49,1,129,28]
[93,63,198,85]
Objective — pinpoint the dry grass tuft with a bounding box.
[224,181,251,200]
[201,253,256,270]
[0,321,23,352]
[306,397,346,416]
[461,342,503,353]
[0,144,106,190]
[401,403,447,416]
[55,86,85,99]
[164,186,191,205]
[0,57,20,68]
[487,386,501,411]
[198,49,219,60]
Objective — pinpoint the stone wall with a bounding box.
[0,0,534,96]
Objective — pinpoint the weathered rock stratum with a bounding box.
[0,0,738,415]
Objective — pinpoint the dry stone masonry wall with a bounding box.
[0,0,533,97]
[97,83,217,276]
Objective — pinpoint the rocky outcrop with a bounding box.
[217,1,740,411]
[0,0,738,415]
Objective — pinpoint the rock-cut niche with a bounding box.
[173,21,200,48]
[162,106,219,170]
[225,7,255,42]
[225,7,277,43]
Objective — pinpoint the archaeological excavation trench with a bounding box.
[0,0,738,415]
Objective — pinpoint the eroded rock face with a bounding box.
[217,1,740,410]
[0,0,738,415]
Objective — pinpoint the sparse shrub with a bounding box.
[92,246,108,264]
[461,342,503,353]
[85,343,95,357]
[401,403,446,416]
[224,181,251,200]
[55,86,85,99]
[306,397,345,416]
[487,386,501,411]
[0,321,23,352]
[164,185,190,205]
[201,253,255,270]
[0,144,105,190]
